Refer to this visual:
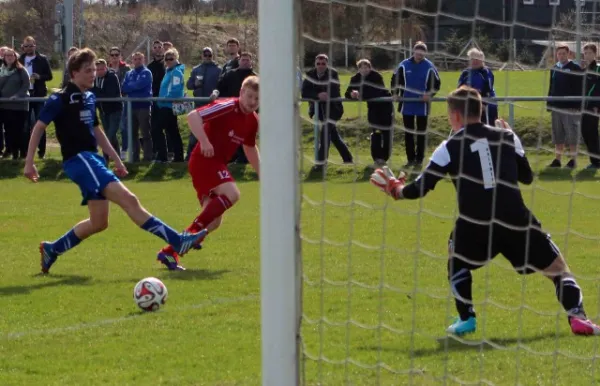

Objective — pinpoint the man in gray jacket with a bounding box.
[184,47,221,160]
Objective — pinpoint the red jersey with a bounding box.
[191,98,259,163]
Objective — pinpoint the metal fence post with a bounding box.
[127,100,133,163]
[313,103,319,162]
[508,102,515,128]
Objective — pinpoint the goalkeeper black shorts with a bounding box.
[448,219,561,275]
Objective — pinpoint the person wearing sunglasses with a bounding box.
[185,47,221,160]
[107,47,131,159]
[18,36,52,160]
[154,48,185,163]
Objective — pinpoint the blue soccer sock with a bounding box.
[50,229,82,255]
[141,216,181,246]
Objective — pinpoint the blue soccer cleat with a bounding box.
[157,251,186,271]
[446,316,477,336]
[173,229,208,256]
[39,242,58,274]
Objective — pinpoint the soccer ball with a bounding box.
[133,277,168,312]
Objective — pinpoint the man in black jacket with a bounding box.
[547,44,584,168]
[581,43,600,170]
[147,40,167,156]
[19,36,53,159]
[210,52,257,164]
[302,54,353,170]
[345,59,393,166]
[91,59,123,162]
[221,38,240,75]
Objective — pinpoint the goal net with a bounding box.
[260,0,600,385]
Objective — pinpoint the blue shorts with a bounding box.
[63,151,120,205]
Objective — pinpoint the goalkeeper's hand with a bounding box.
[370,166,406,199]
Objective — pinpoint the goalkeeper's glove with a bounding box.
[369,166,406,200]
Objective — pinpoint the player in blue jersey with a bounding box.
[370,86,600,336]
[23,48,206,273]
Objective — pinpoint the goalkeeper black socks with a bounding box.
[448,262,476,321]
[553,274,586,319]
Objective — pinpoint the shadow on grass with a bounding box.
[536,168,576,182]
[359,332,558,357]
[157,268,231,281]
[0,274,92,296]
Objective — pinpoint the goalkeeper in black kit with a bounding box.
[371,86,600,336]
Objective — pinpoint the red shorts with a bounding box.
[188,157,235,201]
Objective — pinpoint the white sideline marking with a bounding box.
[3,294,257,341]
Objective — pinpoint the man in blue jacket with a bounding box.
[122,52,153,162]
[458,48,498,125]
[391,41,441,168]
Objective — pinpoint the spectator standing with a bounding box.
[60,46,79,88]
[345,59,394,166]
[211,52,258,164]
[222,38,240,75]
[147,41,165,99]
[147,40,167,155]
[121,52,153,162]
[458,48,498,125]
[580,43,600,170]
[0,48,29,159]
[19,36,52,159]
[153,48,185,163]
[107,46,131,158]
[391,41,441,168]
[91,59,123,162]
[302,54,353,170]
[185,47,221,160]
[547,44,583,169]
[0,45,9,158]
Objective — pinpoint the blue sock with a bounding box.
[141,216,180,245]
[51,229,82,255]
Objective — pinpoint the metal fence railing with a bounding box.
[2,95,598,163]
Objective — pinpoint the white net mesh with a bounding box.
[296,0,600,384]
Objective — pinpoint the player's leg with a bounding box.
[542,255,600,335]
[156,163,237,268]
[446,223,494,335]
[102,179,206,256]
[177,182,239,241]
[502,222,600,335]
[402,114,416,166]
[40,199,110,274]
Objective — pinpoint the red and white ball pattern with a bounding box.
[133,277,168,311]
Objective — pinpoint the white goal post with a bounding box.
[259,0,301,385]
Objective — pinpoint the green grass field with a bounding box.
[1,147,600,385]
[1,69,599,385]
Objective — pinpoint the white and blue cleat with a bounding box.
[173,229,208,256]
[39,242,58,274]
[446,316,477,336]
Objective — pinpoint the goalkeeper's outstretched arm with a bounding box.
[370,163,446,200]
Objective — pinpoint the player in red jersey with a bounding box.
[156,76,260,270]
